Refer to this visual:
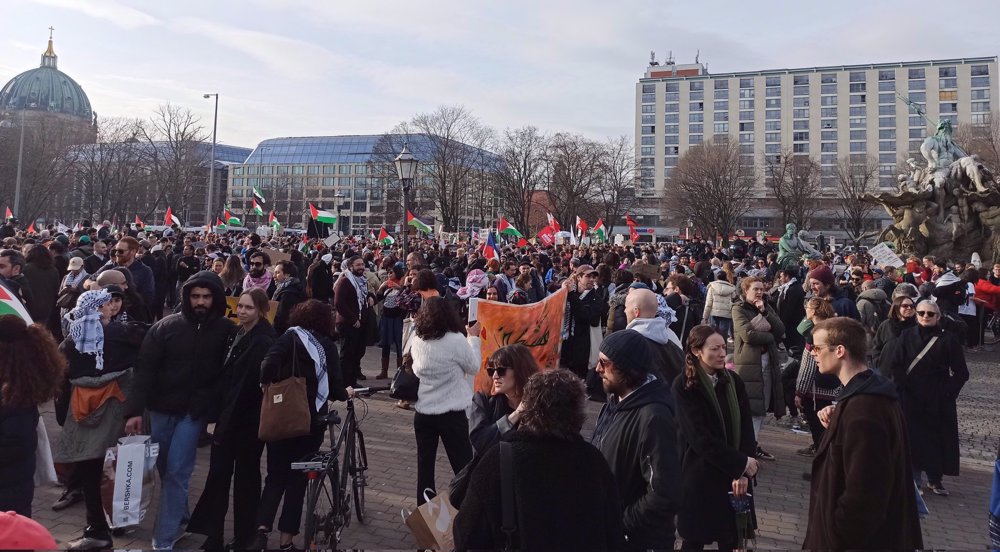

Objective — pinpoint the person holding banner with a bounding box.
[55,289,144,549]
[0,315,65,518]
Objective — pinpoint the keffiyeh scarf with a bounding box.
[243,270,273,292]
[64,289,112,371]
[351,272,369,313]
[288,327,329,411]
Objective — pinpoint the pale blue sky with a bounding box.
[2,0,997,148]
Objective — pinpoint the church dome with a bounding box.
[0,36,93,122]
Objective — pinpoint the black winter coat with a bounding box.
[468,391,515,456]
[260,329,348,429]
[126,271,235,420]
[213,320,276,442]
[453,432,624,552]
[672,371,757,544]
[559,289,605,371]
[271,278,307,335]
[0,405,37,515]
[592,378,681,550]
[884,325,968,476]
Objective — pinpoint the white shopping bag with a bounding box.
[102,435,159,528]
[33,417,57,486]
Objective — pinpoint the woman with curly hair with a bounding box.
[454,369,624,551]
[672,325,757,551]
[410,296,479,505]
[0,315,66,516]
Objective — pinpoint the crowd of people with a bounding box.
[0,216,992,549]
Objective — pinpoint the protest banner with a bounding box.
[223,296,279,324]
[473,287,567,394]
[869,242,903,268]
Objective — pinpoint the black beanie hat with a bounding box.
[599,329,651,374]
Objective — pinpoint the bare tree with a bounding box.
[491,126,548,234]
[545,133,602,230]
[136,103,208,224]
[834,155,881,246]
[70,117,147,223]
[665,140,754,245]
[593,135,639,235]
[955,112,1000,174]
[762,148,822,229]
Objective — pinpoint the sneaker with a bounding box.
[67,526,113,550]
[755,446,776,461]
[925,482,950,496]
[796,444,816,457]
[53,487,84,511]
[247,529,269,550]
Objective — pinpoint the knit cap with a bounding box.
[599,329,651,372]
[807,264,835,287]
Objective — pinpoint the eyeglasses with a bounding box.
[250,262,264,267]
[112,249,129,255]
[811,343,834,353]
[486,366,508,377]
[597,357,612,369]
[916,311,938,318]
[899,303,915,310]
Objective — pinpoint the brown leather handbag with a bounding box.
[258,336,311,442]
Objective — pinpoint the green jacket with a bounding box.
[731,298,785,417]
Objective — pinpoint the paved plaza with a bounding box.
[33,347,999,550]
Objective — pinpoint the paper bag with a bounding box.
[101,435,159,528]
[403,490,457,550]
[33,418,57,486]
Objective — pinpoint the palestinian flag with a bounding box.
[576,216,588,235]
[309,203,337,224]
[224,209,242,226]
[216,218,227,230]
[164,206,181,227]
[268,210,280,229]
[252,197,264,216]
[0,280,31,323]
[299,235,310,253]
[134,215,144,228]
[368,230,377,240]
[378,227,395,246]
[517,237,528,247]
[593,219,607,242]
[546,212,560,233]
[3,207,12,221]
[26,222,35,234]
[498,216,522,238]
[407,211,432,233]
[252,186,266,205]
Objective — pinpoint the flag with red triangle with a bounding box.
[4,207,13,221]
[576,216,588,235]
[164,206,181,226]
[546,212,560,233]
[517,237,527,248]
[497,216,523,238]
[26,222,35,234]
[406,210,432,233]
[377,227,395,246]
[216,218,226,230]
[480,230,500,260]
[626,215,639,243]
[134,215,144,228]
[0,279,32,323]
[252,197,264,216]
[593,219,606,242]
[268,210,280,229]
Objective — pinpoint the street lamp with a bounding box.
[203,93,219,227]
[394,143,419,258]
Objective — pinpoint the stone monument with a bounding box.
[865,98,1000,263]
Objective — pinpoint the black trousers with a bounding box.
[76,457,108,531]
[340,325,367,388]
[256,429,324,535]
[801,395,833,448]
[188,435,264,546]
[413,410,472,505]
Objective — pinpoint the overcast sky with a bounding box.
[2,0,998,149]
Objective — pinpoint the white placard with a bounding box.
[468,297,479,323]
[869,242,903,267]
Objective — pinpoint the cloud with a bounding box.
[24,0,158,29]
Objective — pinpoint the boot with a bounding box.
[377,356,390,379]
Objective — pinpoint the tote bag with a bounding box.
[258,336,312,442]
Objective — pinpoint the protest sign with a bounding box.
[869,242,903,268]
[224,296,279,324]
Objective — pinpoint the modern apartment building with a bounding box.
[635,56,998,239]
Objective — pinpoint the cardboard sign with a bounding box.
[224,296,279,324]
[473,287,567,394]
[869,242,903,268]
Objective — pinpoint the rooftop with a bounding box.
[243,134,499,168]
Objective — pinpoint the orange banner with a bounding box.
[473,287,568,393]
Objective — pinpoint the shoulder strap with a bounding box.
[499,441,516,551]
[906,336,938,375]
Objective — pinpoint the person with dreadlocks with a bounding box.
[672,324,758,552]
[55,289,145,550]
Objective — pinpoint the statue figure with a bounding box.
[776,223,818,270]
[920,119,965,170]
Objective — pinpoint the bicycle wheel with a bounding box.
[303,468,339,549]
[338,429,354,530]
[352,429,369,523]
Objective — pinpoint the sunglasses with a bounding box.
[112,249,130,255]
[916,311,938,317]
[250,262,265,267]
[486,366,508,377]
[900,303,915,309]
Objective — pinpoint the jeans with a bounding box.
[149,412,206,549]
[413,410,473,505]
[711,316,733,339]
[256,429,324,535]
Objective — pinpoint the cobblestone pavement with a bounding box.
[34,347,998,549]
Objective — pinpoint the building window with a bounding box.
[793,143,809,153]
[971,89,990,100]
[792,97,809,107]
[879,153,896,164]
[793,131,809,141]
[972,113,991,124]
[338,165,351,174]
[822,154,838,164]
[821,130,837,141]
[793,75,809,85]
[766,86,781,97]
[939,78,957,89]
[740,110,754,121]
[712,89,727,100]
[690,90,704,100]
[765,98,781,108]
[908,91,926,102]
[665,113,680,123]
[713,112,728,122]
[640,158,655,167]
[821,107,838,118]
[909,79,926,90]
[849,82,867,93]
[714,80,728,90]
[766,110,781,120]
[793,108,809,118]
[850,71,866,82]
[690,135,704,145]
[879,141,896,151]
[664,156,678,167]
[641,115,655,124]
[821,143,838,153]
[690,101,704,111]
[765,76,781,86]
[740,144,754,154]
[878,117,895,128]
[642,125,656,134]
[972,64,990,76]
[714,122,729,133]
[878,69,895,80]
[765,144,781,154]
[738,99,754,109]
[939,66,957,78]
[739,132,754,143]
[666,82,680,92]
[738,78,753,88]
[689,113,704,122]
[908,68,925,79]
[666,92,682,102]
[642,93,656,103]
[690,81,704,91]
[850,129,867,140]
[972,101,991,112]
[793,120,809,130]
[972,76,991,88]
[821,95,837,106]
[641,104,656,114]
[878,104,896,115]
[793,85,809,96]
[641,136,655,145]
[689,123,704,133]
[665,103,679,112]
[666,146,679,154]
[850,117,866,128]
[642,83,655,93]
[878,81,895,91]
[739,88,754,99]
[849,106,866,116]
[765,121,781,131]
[821,73,837,84]
[908,128,924,139]
[939,102,958,114]
[765,132,781,142]
[307,166,320,175]
[821,119,837,129]
[739,122,754,131]
[878,93,895,104]
[821,84,837,95]
[665,124,679,133]
[909,115,925,127]
[850,142,867,152]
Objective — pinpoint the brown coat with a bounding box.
[803,370,923,551]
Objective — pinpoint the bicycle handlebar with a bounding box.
[350,385,390,397]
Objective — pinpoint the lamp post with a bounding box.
[394,143,419,258]
[14,109,25,217]
[203,93,219,227]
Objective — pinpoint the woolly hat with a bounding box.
[0,511,57,549]
[807,264,835,287]
[599,329,651,372]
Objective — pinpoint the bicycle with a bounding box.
[292,386,386,549]
[984,308,1000,345]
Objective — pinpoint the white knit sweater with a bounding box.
[410,332,480,415]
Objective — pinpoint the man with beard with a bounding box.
[124,271,234,550]
[335,255,373,386]
[271,260,307,334]
[101,237,156,307]
[591,329,681,551]
[242,251,274,295]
